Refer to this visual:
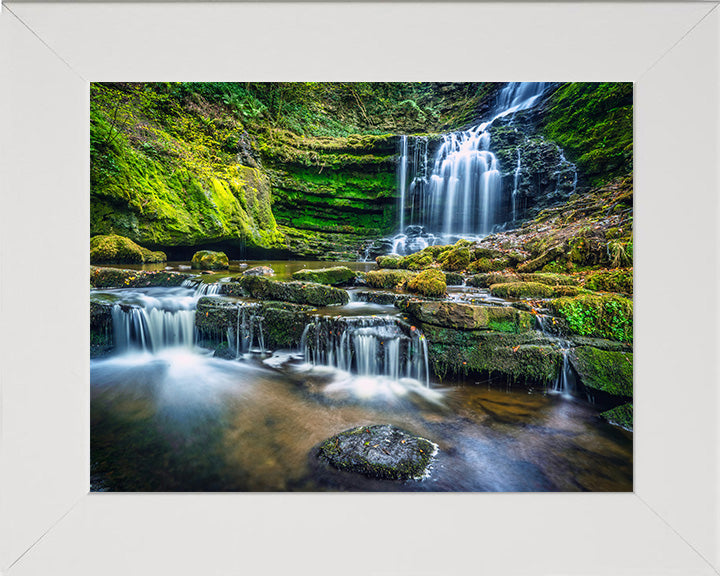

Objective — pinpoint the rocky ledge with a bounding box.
[318,425,438,481]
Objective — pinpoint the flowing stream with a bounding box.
[91,261,632,492]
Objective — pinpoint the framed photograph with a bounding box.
[1,1,718,574]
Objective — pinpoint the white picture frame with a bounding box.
[1,2,718,574]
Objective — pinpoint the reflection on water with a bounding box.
[91,350,633,492]
[111,260,377,280]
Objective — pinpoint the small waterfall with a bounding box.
[182,279,221,298]
[536,314,579,398]
[512,148,522,221]
[300,315,430,387]
[228,304,266,357]
[112,304,195,352]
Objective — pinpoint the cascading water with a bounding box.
[535,313,580,398]
[300,315,430,387]
[390,82,550,255]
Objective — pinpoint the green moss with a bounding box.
[542,83,633,184]
[191,250,229,270]
[90,266,191,288]
[444,272,464,286]
[519,273,578,286]
[406,268,447,298]
[490,282,554,299]
[399,251,435,270]
[401,300,533,333]
[291,266,356,286]
[600,403,633,430]
[238,275,349,306]
[438,244,471,271]
[90,234,166,264]
[584,269,633,294]
[466,272,521,288]
[551,293,633,342]
[571,347,633,397]
[365,269,415,290]
[376,255,402,269]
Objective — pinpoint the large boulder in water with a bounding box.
[318,425,438,480]
[400,300,533,333]
[291,266,356,286]
[90,234,166,264]
[191,250,229,270]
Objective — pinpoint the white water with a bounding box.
[390,82,549,255]
[300,315,430,387]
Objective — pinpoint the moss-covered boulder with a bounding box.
[570,346,633,397]
[490,282,555,299]
[467,257,509,274]
[318,425,437,480]
[238,276,349,306]
[90,234,166,264]
[292,266,356,286]
[375,255,402,269]
[438,244,471,271]
[406,269,446,298]
[466,272,521,288]
[191,250,229,270]
[444,272,464,286]
[584,269,633,294]
[400,250,435,270]
[601,403,633,430]
[550,294,633,343]
[90,266,191,288]
[420,324,561,382]
[365,269,415,290]
[402,300,533,333]
[519,272,578,286]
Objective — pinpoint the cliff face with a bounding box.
[90,82,632,259]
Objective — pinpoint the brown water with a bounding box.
[91,350,633,492]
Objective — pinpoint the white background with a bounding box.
[1,3,718,575]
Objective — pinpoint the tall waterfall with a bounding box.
[300,315,430,387]
[392,82,549,254]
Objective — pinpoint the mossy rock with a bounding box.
[375,255,402,269]
[292,266,356,286]
[406,269,446,298]
[191,250,229,270]
[467,257,509,274]
[365,269,415,290]
[600,403,633,431]
[519,273,579,286]
[90,266,191,288]
[399,250,435,270]
[402,300,533,333]
[550,294,633,343]
[517,245,564,273]
[420,324,561,382]
[238,275,349,306]
[466,272,521,288]
[438,244,471,271]
[570,346,633,397]
[318,425,437,480]
[444,272,464,286]
[90,234,166,264]
[584,269,633,294]
[490,282,555,299]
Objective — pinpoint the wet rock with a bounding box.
[466,272,521,288]
[291,266,356,286]
[401,300,533,333]
[444,272,464,286]
[318,425,438,480]
[238,276,349,306]
[365,269,415,290]
[243,265,275,276]
[90,266,192,288]
[213,344,237,360]
[569,346,633,398]
[489,281,554,299]
[90,234,166,265]
[191,250,229,270]
[406,268,446,297]
[600,403,633,431]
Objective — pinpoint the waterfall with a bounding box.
[391,82,549,255]
[112,304,196,352]
[398,135,408,234]
[512,148,522,221]
[536,314,580,398]
[300,315,430,387]
[228,303,266,357]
